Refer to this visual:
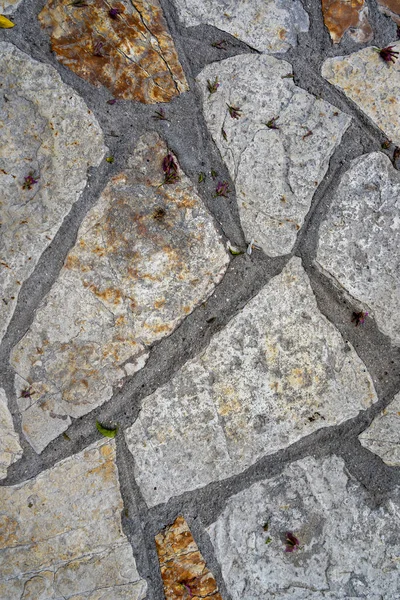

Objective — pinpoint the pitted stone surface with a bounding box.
[125,258,377,507]
[171,0,309,53]
[376,0,400,25]
[207,455,400,599]
[316,152,400,345]
[10,132,229,453]
[0,42,105,345]
[0,440,147,599]
[0,0,21,14]
[322,43,400,145]
[359,392,400,465]
[196,55,351,257]
[0,388,22,480]
[155,515,222,600]
[322,0,373,44]
[39,0,188,102]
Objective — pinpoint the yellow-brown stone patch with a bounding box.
[321,0,373,43]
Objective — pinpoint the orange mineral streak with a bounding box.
[155,516,223,600]
[321,0,372,43]
[38,0,188,101]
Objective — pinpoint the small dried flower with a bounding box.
[20,386,34,398]
[351,311,368,326]
[152,108,169,121]
[22,172,39,190]
[381,139,391,149]
[107,98,117,105]
[265,117,279,130]
[393,146,400,162]
[198,171,206,183]
[211,40,227,50]
[227,103,242,119]
[374,45,399,64]
[215,180,231,197]
[162,152,180,185]
[93,41,105,57]
[109,6,121,18]
[153,206,166,220]
[302,130,313,140]
[397,26,400,40]
[285,532,300,553]
[207,77,219,95]
[180,583,193,597]
[221,127,228,141]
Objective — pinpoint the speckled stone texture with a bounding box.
[316,152,400,345]
[125,258,377,507]
[155,516,222,600]
[38,0,188,102]
[0,440,147,599]
[359,392,400,465]
[322,42,400,145]
[376,0,400,25]
[207,455,400,600]
[10,132,229,453]
[171,0,309,53]
[321,0,373,43]
[0,388,22,480]
[196,54,351,257]
[0,0,22,14]
[0,42,105,345]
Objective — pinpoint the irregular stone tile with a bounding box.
[38,0,188,102]
[322,43,400,145]
[0,0,21,14]
[11,132,229,453]
[207,455,400,599]
[316,152,400,345]
[125,257,377,507]
[155,515,222,600]
[171,0,309,53]
[0,42,105,345]
[322,0,373,43]
[0,440,147,599]
[0,388,22,480]
[376,0,400,25]
[359,392,400,465]
[196,54,351,257]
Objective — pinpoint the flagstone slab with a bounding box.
[322,0,373,43]
[359,392,400,465]
[207,455,400,599]
[171,0,309,53]
[155,515,222,600]
[196,54,351,257]
[125,258,377,507]
[376,0,400,25]
[10,132,229,454]
[0,388,22,481]
[0,42,105,345]
[0,440,147,599]
[322,43,400,145]
[39,0,188,102]
[316,152,400,346]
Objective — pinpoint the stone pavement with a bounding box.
[1,0,400,597]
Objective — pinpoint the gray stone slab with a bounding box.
[0,42,106,344]
[322,42,400,145]
[359,392,400,465]
[125,258,377,507]
[10,132,229,453]
[0,440,147,600]
[0,387,22,480]
[171,0,309,53]
[196,54,351,257]
[316,152,400,346]
[207,455,400,599]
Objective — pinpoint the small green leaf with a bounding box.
[62,432,71,441]
[198,171,206,183]
[0,15,15,28]
[229,246,244,256]
[106,156,114,163]
[211,169,218,179]
[265,536,272,545]
[96,420,118,438]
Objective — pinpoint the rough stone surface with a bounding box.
[0,388,22,481]
[10,132,229,453]
[322,0,373,43]
[316,152,400,345]
[359,392,400,465]
[0,440,147,599]
[0,42,105,344]
[125,258,377,507]
[207,455,400,599]
[196,54,351,257]
[39,0,188,102]
[155,515,222,600]
[322,43,400,145]
[171,0,309,53]
[376,0,400,25]
[0,0,21,14]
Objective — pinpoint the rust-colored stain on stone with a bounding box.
[376,0,400,24]
[322,0,373,43]
[38,0,188,101]
[155,516,223,600]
